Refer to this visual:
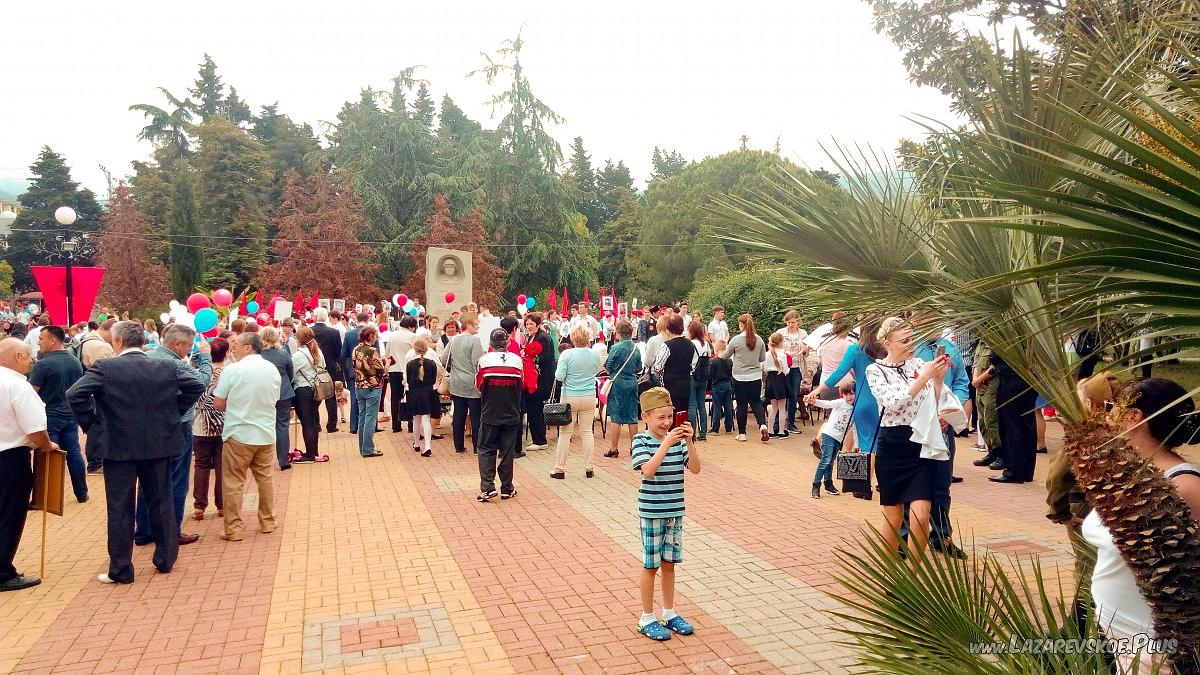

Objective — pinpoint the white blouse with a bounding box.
[865,357,929,427]
[1082,462,1200,639]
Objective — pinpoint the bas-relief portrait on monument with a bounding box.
[426,246,472,319]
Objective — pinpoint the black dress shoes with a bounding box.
[0,574,41,592]
[989,473,1026,484]
[973,454,997,467]
[988,459,1007,470]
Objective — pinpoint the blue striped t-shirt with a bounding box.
[631,431,689,519]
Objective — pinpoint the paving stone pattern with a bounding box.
[0,414,1095,674]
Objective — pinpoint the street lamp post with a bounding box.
[55,206,78,326]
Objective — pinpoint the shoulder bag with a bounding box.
[437,350,452,396]
[543,371,573,427]
[600,343,637,398]
[302,351,336,401]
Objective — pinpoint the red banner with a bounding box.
[31,266,105,326]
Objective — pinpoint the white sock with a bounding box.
[662,608,678,621]
[639,611,657,627]
[421,416,432,449]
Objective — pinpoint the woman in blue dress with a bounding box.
[603,320,642,458]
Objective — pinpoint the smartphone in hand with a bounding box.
[935,344,946,359]
[671,410,689,430]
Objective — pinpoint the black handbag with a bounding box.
[543,388,573,427]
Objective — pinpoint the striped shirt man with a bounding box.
[631,431,689,518]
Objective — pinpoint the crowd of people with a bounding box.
[0,296,1197,655]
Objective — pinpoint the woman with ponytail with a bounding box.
[404,338,441,457]
[290,327,328,463]
[721,313,769,442]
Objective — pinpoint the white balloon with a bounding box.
[168,300,181,310]
[391,293,403,307]
[517,304,527,316]
[403,299,414,310]
[159,313,170,323]
[177,312,196,329]
[26,303,40,315]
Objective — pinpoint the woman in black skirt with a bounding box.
[405,338,441,457]
[865,316,950,558]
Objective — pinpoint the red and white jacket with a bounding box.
[477,351,525,426]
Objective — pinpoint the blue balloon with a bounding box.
[525,297,536,309]
[194,308,219,332]
[408,307,418,315]
[246,300,260,314]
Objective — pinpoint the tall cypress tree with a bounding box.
[566,137,603,232]
[167,171,203,298]
[188,54,225,121]
[8,146,103,291]
[413,83,435,130]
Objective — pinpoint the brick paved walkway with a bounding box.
[2,413,1086,674]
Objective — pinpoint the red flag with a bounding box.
[31,265,105,325]
[237,289,248,315]
[308,290,319,311]
[583,288,590,308]
[294,289,304,314]
[612,286,618,317]
[547,288,557,313]
[562,289,569,316]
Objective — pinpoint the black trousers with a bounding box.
[85,407,104,471]
[477,422,520,494]
[0,447,33,582]
[733,379,767,434]
[388,372,405,432]
[323,388,339,432]
[998,388,1039,481]
[104,457,177,582]
[451,395,481,453]
[293,387,321,458]
[525,390,547,446]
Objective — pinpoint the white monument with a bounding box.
[426,246,472,321]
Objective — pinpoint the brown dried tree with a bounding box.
[403,194,504,310]
[94,183,172,310]
[258,169,382,304]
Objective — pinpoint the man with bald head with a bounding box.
[0,338,60,592]
[68,321,205,584]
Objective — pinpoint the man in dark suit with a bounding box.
[67,321,205,584]
[311,308,343,432]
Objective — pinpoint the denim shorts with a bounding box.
[640,516,684,569]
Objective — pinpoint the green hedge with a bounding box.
[688,268,794,333]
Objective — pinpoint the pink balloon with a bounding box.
[516,294,527,305]
[212,288,233,307]
[444,291,455,303]
[202,327,219,338]
[397,294,408,307]
[378,323,389,332]
[186,292,211,313]
[256,312,271,327]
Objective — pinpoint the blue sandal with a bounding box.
[662,615,694,635]
[638,620,672,641]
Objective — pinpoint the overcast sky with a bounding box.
[2,1,962,195]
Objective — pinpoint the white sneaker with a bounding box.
[97,573,116,584]
[525,443,548,451]
[735,434,747,442]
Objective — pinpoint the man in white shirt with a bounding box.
[707,306,730,345]
[0,338,58,592]
[25,315,49,359]
[679,302,691,329]
[569,303,600,342]
[213,332,281,542]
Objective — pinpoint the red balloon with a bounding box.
[444,291,455,303]
[186,292,211,313]
[397,294,408,307]
[212,288,233,307]
[516,294,527,305]
[256,312,271,326]
[202,327,219,338]
[378,322,389,332]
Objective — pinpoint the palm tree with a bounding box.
[129,87,194,157]
[714,6,1200,670]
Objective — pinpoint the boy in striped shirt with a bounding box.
[631,387,702,641]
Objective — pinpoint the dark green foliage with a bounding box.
[224,87,253,126]
[687,267,793,333]
[413,82,435,130]
[565,137,604,232]
[650,146,689,183]
[8,147,104,291]
[167,171,203,298]
[188,54,225,121]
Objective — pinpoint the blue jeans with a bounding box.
[813,433,839,485]
[900,426,955,546]
[779,368,802,432]
[709,381,733,432]
[276,398,293,469]
[47,414,87,501]
[687,380,708,439]
[347,376,358,431]
[135,423,192,540]
[355,387,382,455]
